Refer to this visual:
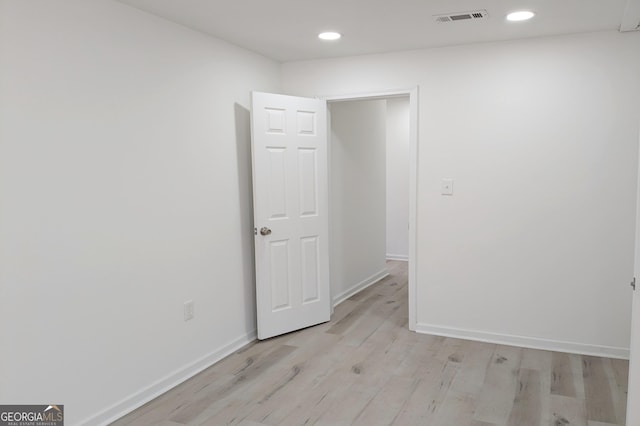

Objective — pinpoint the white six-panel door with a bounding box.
[251,92,330,340]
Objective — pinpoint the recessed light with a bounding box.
[318,32,341,41]
[506,10,535,21]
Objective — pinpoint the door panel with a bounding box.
[269,239,291,311]
[298,148,318,216]
[301,236,320,303]
[251,92,330,339]
[267,148,287,218]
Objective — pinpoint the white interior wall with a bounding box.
[283,31,640,357]
[329,100,389,305]
[0,1,280,424]
[2,2,639,424]
[386,97,410,261]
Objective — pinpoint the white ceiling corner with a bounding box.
[117,0,636,62]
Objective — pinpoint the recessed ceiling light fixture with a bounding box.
[506,10,535,21]
[318,31,341,41]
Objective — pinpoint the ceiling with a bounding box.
[118,0,640,62]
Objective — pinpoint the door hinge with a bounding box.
[632,277,636,291]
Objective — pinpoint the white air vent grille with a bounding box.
[434,10,489,23]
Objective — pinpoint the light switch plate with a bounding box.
[441,178,454,195]
[184,300,194,321]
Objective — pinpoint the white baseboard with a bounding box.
[82,330,257,426]
[415,323,629,360]
[332,268,389,307]
[386,254,408,261]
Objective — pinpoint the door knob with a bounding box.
[260,227,272,236]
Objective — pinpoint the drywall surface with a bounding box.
[329,100,388,304]
[386,97,410,261]
[0,0,279,423]
[283,30,640,356]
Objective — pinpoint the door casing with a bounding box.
[324,87,419,330]
[626,121,640,424]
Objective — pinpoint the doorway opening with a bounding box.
[325,88,418,330]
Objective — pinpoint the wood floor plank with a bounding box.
[341,284,405,347]
[434,335,467,365]
[197,398,255,425]
[352,375,419,425]
[233,336,346,424]
[602,358,628,425]
[552,352,578,397]
[473,345,523,425]
[313,382,379,425]
[582,356,618,424]
[549,394,587,426]
[114,261,630,426]
[507,368,542,426]
[570,353,587,400]
[236,421,268,426]
[111,370,237,425]
[277,354,364,425]
[609,358,629,389]
[391,361,458,425]
[210,334,290,376]
[325,292,383,336]
[392,333,441,379]
[587,421,619,426]
[430,390,477,426]
[520,347,552,372]
[520,347,552,425]
[169,345,297,423]
[281,317,414,425]
[450,340,495,396]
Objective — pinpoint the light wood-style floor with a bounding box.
[113,261,629,426]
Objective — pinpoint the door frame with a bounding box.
[323,87,419,331]
[626,118,640,424]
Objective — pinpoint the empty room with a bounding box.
[1,1,640,425]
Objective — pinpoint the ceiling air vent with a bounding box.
[434,10,489,23]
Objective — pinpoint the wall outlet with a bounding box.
[184,300,195,321]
